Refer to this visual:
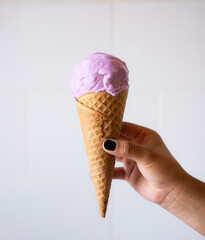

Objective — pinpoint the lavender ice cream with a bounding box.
[71,52,129,98]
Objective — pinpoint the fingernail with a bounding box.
[103,140,116,151]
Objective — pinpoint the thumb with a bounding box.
[103,139,148,164]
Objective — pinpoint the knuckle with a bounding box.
[149,130,162,146]
[120,141,133,156]
[151,129,160,138]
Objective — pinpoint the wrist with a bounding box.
[160,171,205,236]
[160,172,192,213]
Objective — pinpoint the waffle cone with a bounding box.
[76,88,128,217]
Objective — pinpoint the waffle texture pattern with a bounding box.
[76,88,128,217]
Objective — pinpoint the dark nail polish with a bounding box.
[104,140,116,151]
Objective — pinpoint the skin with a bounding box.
[102,122,205,236]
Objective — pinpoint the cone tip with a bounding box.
[98,199,108,218]
[100,209,106,218]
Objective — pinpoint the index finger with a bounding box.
[120,122,152,144]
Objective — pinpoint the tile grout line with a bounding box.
[109,0,116,54]
[109,183,117,240]
[157,93,163,135]
[24,89,30,173]
[0,0,200,3]
[0,88,70,94]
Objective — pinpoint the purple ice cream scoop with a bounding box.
[71,52,129,98]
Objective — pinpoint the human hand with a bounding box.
[102,122,205,235]
[103,122,188,205]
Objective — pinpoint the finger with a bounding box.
[116,156,134,164]
[119,135,130,141]
[121,122,152,142]
[113,167,125,180]
[89,168,125,180]
[103,139,149,165]
[115,156,124,162]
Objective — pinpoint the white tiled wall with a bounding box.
[0,1,204,240]
[0,91,26,173]
[27,91,89,173]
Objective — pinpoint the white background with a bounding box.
[0,0,205,239]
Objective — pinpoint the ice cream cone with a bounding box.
[76,88,128,217]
